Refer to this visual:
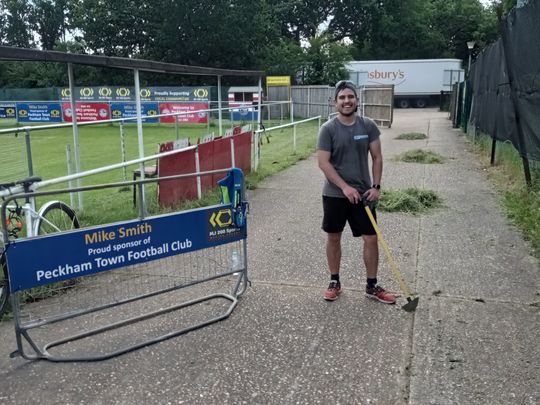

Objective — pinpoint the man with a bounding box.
[317,80,396,304]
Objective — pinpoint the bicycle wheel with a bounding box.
[0,254,9,318]
[34,201,80,235]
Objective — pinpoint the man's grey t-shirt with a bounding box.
[317,116,381,198]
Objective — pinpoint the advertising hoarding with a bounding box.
[62,103,111,122]
[16,103,63,122]
[159,103,209,123]
[110,102,159,123]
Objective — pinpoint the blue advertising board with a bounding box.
[16,103,63,122]
[0,104,16,119]
[110,102,159,123]
[5,204,246,293]
[231,106,258,122]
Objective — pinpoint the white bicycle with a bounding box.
[0,176,80,317]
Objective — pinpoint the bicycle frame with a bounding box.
[1,196,38,244]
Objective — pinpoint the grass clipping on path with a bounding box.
[396,149,445,164]
[396,132,427,140]
[379,188,443,214]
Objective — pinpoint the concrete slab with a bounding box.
[410,297,539,405]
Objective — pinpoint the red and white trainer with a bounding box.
[324,281,342,301]
[365,285,396,304]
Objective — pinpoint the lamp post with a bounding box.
[461,40,476,131]
[467,41,476,73]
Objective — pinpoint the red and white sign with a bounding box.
[159,103,209,124]
[62,103,111,122]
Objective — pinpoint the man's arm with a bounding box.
[317,149,361,204]
[364,138,383,201]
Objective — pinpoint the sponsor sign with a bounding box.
[16,103,62,123]
[151,87,209,102]
[5,205,246,292]
[0,104,16,119]
[62,102,111,122]
[231,102,258,121]
[110,102,159,123]
[266,76,291,86]
[59,87,210,102]
[59,86,136,102]
[159,103,209,124]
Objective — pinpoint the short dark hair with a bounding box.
[334,80,358,100]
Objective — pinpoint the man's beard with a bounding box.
[339,107,357,117]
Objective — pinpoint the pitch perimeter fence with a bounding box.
[465,0,540,182]
[0,101,291,185]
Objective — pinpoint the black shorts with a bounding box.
[322,196,377,237]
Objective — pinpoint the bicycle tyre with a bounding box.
[34,201,80,235]
[0,254,8,318]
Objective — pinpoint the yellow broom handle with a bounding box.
[364,206,412,296]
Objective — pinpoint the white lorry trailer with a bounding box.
[346,59,464,108]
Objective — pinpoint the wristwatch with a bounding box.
[372,184,381,190]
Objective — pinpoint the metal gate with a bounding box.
[2,169,249,362]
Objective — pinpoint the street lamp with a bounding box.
[467,41,476,73]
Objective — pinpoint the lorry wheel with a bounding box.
[415,99,427,108]
[398,99,410,108]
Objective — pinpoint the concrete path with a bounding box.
[0,109,538,404]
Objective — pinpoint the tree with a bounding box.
[256,38,305,77]
[68,0,150,57]
[32,0,68,50]
[300,33,352,85]
[0,9,6,44]
[430,0,489,61]
[0,0,34,47]
[268,0,337,43]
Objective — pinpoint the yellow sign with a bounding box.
[99,87,112,97]
[80,87,94,97]
[209,209,233,228]
[267,76,291,86]
[194,88,208,98]
[116,87,130,97]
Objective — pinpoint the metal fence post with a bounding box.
[293,124,297,153]
[307,87,311,118]
[207,105,211,135]
[119,120,127,182]
[24,128,34,176]
[68,63,83,211]
[195,145,202,199]
[254,131,260,172]
[66,144,75,208]
[218,76,223,137]
[133,68,147,214]
[230,137,236,167]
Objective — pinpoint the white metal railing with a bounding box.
[0,145,197,199]
[0,100,292,135]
